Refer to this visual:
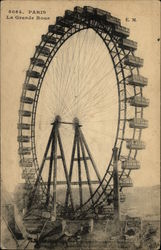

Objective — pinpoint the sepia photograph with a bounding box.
[1,0,160,249]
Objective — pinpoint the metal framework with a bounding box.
[18,6,148,219]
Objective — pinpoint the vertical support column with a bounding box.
[113,147,120,227]
[53,125,58,219]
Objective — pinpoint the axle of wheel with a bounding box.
[51,116,82,127]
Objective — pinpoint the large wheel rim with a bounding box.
[18,7,148,218]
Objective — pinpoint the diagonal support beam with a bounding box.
[79,128,102,182]
[65,129,77,208]
[57,130,75,211]
[46,129,56,207]
[77,137,83,207]
[79,130,95,207]
[80,128,110,202]
[27,125,55,209]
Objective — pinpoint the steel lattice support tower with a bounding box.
[113,147,120,226]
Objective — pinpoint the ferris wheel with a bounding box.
[18,6,149,219]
